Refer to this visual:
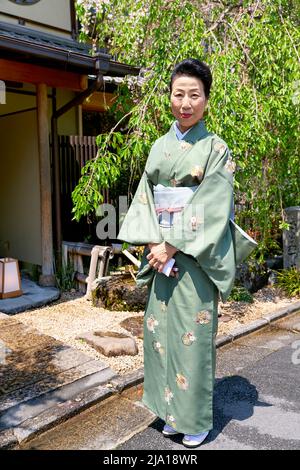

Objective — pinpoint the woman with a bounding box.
[118,59,257,448]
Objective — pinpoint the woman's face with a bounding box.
[170,74,208,133]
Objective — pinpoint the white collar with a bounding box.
[174,121,192,140]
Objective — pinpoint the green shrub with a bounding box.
[275,267,300,297]
[56,263,76,292]
[228,285,254,303]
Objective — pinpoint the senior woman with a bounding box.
[118,59,257,448]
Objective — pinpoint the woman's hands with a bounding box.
[147,242,178,273]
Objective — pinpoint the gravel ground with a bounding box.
[217,287,298,335]
[15,286,298,376]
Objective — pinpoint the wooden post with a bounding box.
[51,114,62,268]
[36,84,55,286]
[86,246,101,300]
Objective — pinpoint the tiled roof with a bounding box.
[0,20,102,55]
[0,21,140,77]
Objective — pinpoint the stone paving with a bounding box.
[21,387,155,450]
[0,316,117,436]
[0,279,60,315]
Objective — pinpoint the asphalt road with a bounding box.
[118,314,300,450]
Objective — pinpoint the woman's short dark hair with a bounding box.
[170,59,212,98]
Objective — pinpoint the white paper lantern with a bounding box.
[0,258,22,299]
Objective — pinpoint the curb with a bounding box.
[215,300,300,347]
[1,301,299,449]
[0,369,145,449]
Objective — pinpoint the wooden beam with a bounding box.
[36,83,55,287]
[0,59,88,91]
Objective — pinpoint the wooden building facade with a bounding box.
[0,0,139,285]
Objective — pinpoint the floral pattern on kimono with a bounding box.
[117,119,257,435]
[146,315,158,333]
[182,331,197,346]
[164,387,174,405]
[166,414,176,427]
[176,373,189,391]
[152,340,164,354]
[195,310,212,325]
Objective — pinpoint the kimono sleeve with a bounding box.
[117,172,162,245]
[163,140,236,302]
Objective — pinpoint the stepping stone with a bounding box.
[219,315,232,323]
[120,316,143,339]
[77,331,138,357]
[0,322,61,352]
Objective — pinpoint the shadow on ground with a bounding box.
[148,375,271,445]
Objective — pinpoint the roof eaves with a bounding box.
[0,35,140,77]
[0,21,140,77]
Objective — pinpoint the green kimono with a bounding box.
[117,119,257,434]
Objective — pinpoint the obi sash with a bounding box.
[153,184,257,265]
[153,184,198,227]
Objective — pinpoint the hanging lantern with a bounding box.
[0,258,22,299]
